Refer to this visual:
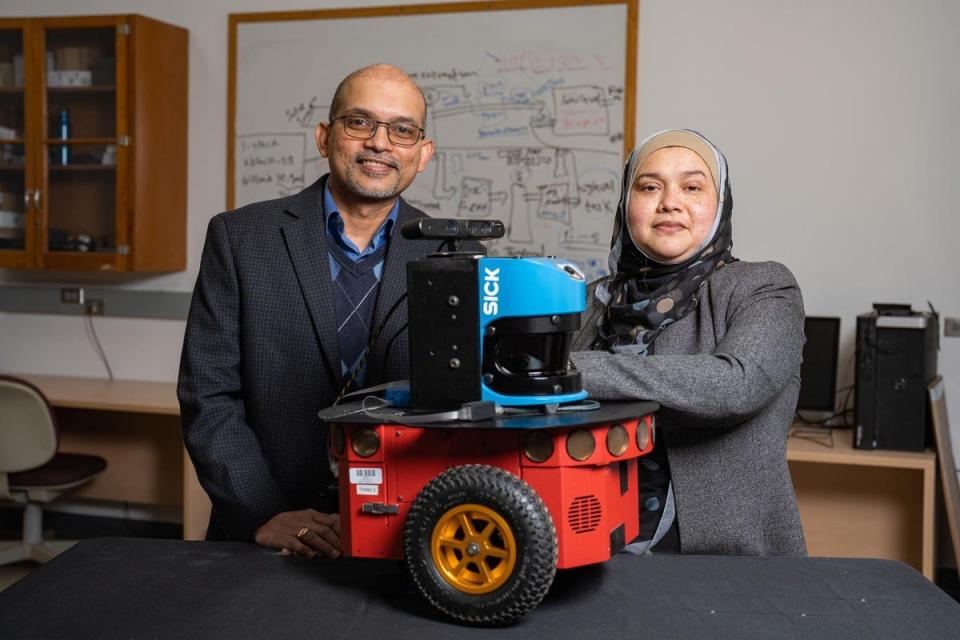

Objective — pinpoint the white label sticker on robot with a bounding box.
[356,484,379,496]
[349,468,383,484]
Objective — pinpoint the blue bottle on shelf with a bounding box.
[57,108,71,166]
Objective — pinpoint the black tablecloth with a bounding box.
[2,538,958,639]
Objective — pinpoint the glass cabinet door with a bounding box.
[0,25,29,265]
[40,22,125,269]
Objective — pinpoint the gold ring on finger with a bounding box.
[296,527,310,541]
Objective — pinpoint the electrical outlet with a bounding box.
[87,299,105,315]
[61,287,84,304]
[945,317,960,338]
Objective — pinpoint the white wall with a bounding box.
[635,0,960,456]
[1,0,958,443]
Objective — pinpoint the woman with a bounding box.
[570,129,806,556]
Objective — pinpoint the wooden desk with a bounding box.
[7,376,938,572]
[15,374,211,541]
[787,427,936,580]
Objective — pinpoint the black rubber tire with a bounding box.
[403,464,558,626]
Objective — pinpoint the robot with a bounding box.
[320,219,656,625]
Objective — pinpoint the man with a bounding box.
[178,64,439,559]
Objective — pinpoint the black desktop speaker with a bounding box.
[854,306,938,451]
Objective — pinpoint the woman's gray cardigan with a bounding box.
[570,260,807,556]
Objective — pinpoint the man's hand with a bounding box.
[254,509,341,559]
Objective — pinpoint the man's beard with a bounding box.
[344,170,402,200]
[343,153,403,200]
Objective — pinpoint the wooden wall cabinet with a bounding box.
[0,15,187,272]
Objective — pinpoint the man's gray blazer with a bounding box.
[178,176,442,541]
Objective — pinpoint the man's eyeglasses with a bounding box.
[330,115,425,146]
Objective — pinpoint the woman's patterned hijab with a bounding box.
[594,129,735,353]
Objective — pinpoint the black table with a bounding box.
[2,538,959,639]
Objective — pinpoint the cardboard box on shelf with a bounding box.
[48,70,93,87]
[54,46,95,71]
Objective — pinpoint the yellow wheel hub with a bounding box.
[430,503,517,594]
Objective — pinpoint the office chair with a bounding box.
[0,375,107,566]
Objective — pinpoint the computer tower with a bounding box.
[854,308,938,451]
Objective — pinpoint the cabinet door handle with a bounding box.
[24,191,31,210]
[32,190,40,209]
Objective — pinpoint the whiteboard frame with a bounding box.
[227,0,638,210]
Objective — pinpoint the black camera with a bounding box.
[401,218,505,241]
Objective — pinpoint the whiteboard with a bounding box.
[230,1,636,281]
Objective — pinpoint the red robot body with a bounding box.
[327,404,656,625]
